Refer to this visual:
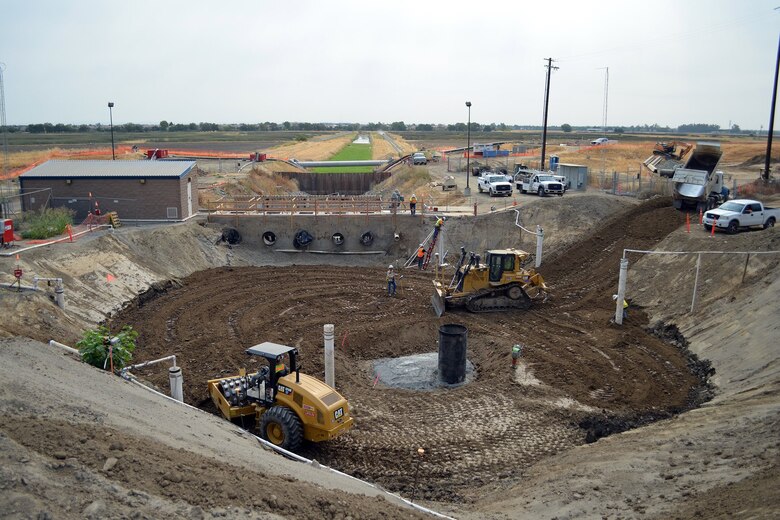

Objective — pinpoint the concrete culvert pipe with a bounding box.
[360,231,374,246]
[293,230,314,249]
[221,228,242,245]
[438,324,468,384]
[332,233,344,246]
[262,231,277,246]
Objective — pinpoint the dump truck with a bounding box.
[432,247,548,316]
[208,342,353,451]
[644,141,729,212]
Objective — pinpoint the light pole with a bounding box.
[464,101,472,197]
[107,102,115,160]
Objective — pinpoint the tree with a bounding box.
[77,325,138,371]
[561,123,572,133]
[731,124,741,133]
[390,121,406,131]
[159,120,169,131]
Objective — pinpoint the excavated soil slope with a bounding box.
[116,197,704,503]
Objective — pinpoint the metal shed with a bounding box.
[556,163,589,191]
[19,160,198,221]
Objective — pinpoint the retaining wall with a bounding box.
[208,213,432,255]
[274,171,392,195]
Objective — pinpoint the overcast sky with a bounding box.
[1,0,778,129]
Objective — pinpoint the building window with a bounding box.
[167,207,178,219]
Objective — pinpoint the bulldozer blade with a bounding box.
[431,291,446,317]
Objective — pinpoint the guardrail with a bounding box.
[206,195,388,216]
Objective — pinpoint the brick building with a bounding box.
[19,160,198,221]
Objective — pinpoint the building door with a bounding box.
[187,178,193,217]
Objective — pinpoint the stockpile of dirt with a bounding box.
[114,197,705,503]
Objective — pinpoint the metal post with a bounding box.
[168,366,184,402]
[535,225,544,268]
[690,253,702,313]
[741,253,751,283]
[438,228,444,263]
[54,280,65,309]
[108,102,115,160]
[615,258,628,324]
[464,101,472,197]
[324,324,335,388]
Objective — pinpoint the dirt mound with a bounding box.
[113,198,705,503]
[0,415,427,520]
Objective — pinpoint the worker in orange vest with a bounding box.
[416,245,425,269]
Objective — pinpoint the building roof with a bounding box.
[21,160,196,179]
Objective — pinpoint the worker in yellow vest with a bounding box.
[613,294,628,319]
[409,194,417,215]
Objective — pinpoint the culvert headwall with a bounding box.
[208,214,430,254]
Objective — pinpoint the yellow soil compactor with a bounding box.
[208,342,353,451]
[432,248,548,316]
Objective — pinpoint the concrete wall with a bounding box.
[208,213,433,256]
[275,171,392,195]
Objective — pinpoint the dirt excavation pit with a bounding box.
[114,197,714,504]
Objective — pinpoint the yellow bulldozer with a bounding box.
[208,342,353,451]
[432,247,548,316]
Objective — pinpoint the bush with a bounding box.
[19,207,74,239]
[77,325,138,371]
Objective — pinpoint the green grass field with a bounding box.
[312,142,373,173]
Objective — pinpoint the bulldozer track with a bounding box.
[464,283,533,313]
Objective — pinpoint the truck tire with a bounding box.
[727,220,739,235]
[537,187,545,197]
[521,187,527,194]
[704,224,712,231]
[764,217,776,229]
[489,189,495,197]
[260,406,303,451]
[478,185,483,193]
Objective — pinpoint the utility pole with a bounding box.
[764,33,779,181]
[598,66,609,174]
[0,63,8,220]
[540,58,558,171]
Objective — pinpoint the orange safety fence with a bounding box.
[0,145,137,180]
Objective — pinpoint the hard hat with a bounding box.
[412,194,416,197]
[612,294,618,300]
[389,264,394,269]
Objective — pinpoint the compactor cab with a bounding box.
[208,342,353,451]
[432,248,548,316]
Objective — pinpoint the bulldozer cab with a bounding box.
[245,343,300,406]
[487,251,515,282]
[486,250,528,283]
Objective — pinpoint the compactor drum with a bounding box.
[208,342,353,451]
[432,248,548,317]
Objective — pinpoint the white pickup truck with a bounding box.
[703,199,779,234]
[477,174,513,197]
[516,172,565,197]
